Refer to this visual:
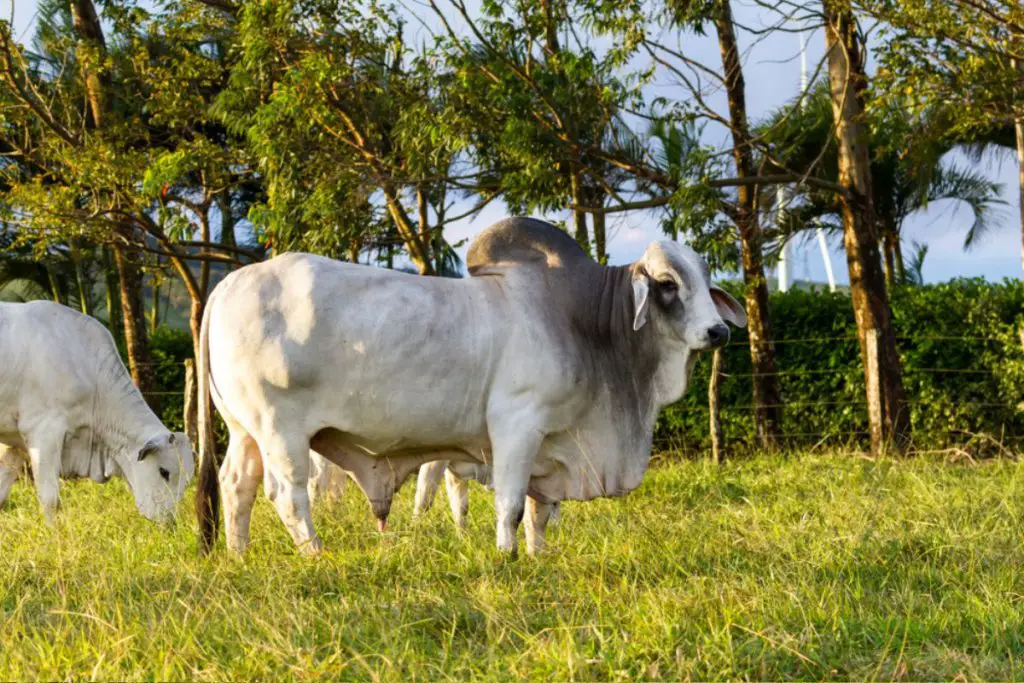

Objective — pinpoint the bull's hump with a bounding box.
[466,218,591,275]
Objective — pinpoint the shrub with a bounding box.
[656,278,1024,455]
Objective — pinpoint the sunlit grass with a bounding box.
[2,453,1023,680]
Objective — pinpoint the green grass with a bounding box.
[2,453,1024,680]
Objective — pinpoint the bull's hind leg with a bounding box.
[259,431,321,554]
[219,425,264,553]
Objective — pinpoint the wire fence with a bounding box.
[664,332,1024,456]
[134,333,1024,457]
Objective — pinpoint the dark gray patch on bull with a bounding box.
[466,218,662,452]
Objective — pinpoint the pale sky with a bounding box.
[10,0,1022,284]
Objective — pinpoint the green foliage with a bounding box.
[658,280,1024,455]
[148,326,194,433]
[866,0,1022,142]
[3,455,1024,678]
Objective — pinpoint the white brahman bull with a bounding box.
[0,301,193,522]
[195,218,745,555]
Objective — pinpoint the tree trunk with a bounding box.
[882,227,897,288]
[114,246,160,413]
[709,348,725,464]
[188,296,204,376]
[824,2,909,453]
[714,2,783,450]
[569,169,590,254]
[103,247,122,343]
[46,265,62,304]
[1014,96,1023,277]
[71,240,92,315]
[583,184,607,264]
[69,0,108,129]
[217,192,236,250]
[384,190,435,275]
[150,277,160,335]
[184,359,198,450]
[893,234,906,284]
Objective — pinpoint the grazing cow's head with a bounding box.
[631,241,747,350]
[132,431,195,523]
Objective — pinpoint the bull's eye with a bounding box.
[658,280,678,295]
[159,467,170,482]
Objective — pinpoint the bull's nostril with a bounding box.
[707,324,730,347]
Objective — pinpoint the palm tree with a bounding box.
[759,82,1005,285]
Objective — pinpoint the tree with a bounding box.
[0,0,262,372]
[221,1,475,275]
[762,81,1006,286]
[864,0,1024,276]
[823,0,909,452]
[429,0,647,263]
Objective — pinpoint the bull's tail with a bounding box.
[195,285,219,553]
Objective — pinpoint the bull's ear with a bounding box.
[138,433,166,461]
[710,284,747,328]
[632,271,650,331]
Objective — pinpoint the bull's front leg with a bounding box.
[488,417,544,556]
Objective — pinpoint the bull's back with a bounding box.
[209,254,507,444]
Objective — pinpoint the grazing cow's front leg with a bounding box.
[489,416,544,555]
[261,432,321,555]
[23,424,64,522]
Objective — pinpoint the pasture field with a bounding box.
[2,453,1024,681]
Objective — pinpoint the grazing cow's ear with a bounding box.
[710,285,747,328]
[632,271,650,331]
[138,434,165,461]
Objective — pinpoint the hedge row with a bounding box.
[145,278,1024,456]
[656,278,1024,455]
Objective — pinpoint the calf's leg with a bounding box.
[445,467,469,530]
[524,496,555,555]
[413,460,447,518]
[0,446,24,508]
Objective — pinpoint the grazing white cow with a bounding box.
[413,460,561,530]
[195,218,745,555]
[0,301,194,522]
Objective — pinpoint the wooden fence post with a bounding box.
[865,328,884,454]
[184,359,198,449]
[709,348,725,464]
